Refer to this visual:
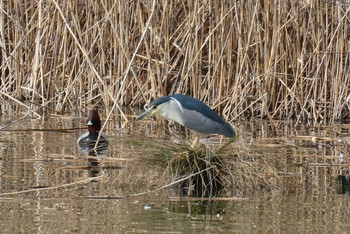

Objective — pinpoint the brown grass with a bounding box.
[0,0,350,123]
[111,138,281,197]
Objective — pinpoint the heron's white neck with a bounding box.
[157,99,185,125]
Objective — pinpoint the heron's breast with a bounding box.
[160,100,186,125]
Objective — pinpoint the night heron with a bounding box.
[136,94,236,147]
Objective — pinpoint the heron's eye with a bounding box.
[152,105,157,109]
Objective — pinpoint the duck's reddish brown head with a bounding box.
[86,110,101,133]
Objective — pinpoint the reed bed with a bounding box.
[0,0,350,123]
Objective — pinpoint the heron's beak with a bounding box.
[136,108,156,121]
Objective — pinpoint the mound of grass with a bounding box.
[113,138,281,197]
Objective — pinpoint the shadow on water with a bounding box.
[78,140,109,177]
[337,175,350,194]
[167,200,227,215]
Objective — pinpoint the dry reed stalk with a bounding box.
[0,0,349,123]
[0,174,104,197]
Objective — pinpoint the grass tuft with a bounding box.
[114,138,281,197]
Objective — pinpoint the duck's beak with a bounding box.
[136,108,156,121]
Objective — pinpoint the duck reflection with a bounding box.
[77,110,109,177]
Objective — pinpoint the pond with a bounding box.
[0,113,350,233]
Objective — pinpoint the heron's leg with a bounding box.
[191,135,200,148]
[187,179,193,197]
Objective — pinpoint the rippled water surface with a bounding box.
[1,114,350,233]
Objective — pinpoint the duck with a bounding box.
[77,110,108,147]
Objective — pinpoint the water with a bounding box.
[1,114,350,233]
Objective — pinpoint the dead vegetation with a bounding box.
[0,0,349,123]
[110,138,282,197]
